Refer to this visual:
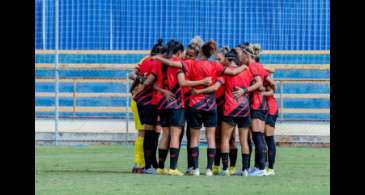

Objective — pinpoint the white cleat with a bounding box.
[185,167,194,175]
[192,168,200,176]
[205,169,213,176]
[248,167,266,176]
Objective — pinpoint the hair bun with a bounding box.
[157,38,164,45]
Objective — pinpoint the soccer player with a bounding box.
[180,36,204,174]
[212,47,239,176]
[143,40,211,176]
[261,79,278,176]
[192,49,258,176]
[129,39,165,174]
[238,44,273,176]
[152,40,246,176]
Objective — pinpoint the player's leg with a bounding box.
[247,129,253,169]
[168,109,185,176]
[188,109,203,176]
[138,104,158,173]
[156,111,170,175]
[204,110,217,176]
[220,119,235,176]
[264,112,278,176]
[131,99,145,173]
[185,106,194,174]
[213,123,222,175]
[228,128,238,175]
[237,116,251,176]
[249,110,268,176]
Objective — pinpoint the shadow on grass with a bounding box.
[38,169,132,174]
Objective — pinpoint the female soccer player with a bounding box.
[262,80,278,176]
[143,40,211,176]
[212,46,239,175]
[128,39,166,174]
[238,44,273,176]
[153,40,247,176]
[192,49,261,176]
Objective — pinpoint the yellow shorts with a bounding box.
[131,99,144,130]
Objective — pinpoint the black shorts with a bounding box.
[265,113,278,128]
[189,108,217,129]
[137,103,158,126]
[222,116,251,128]
[159,109,185,128]
[251,109,268,121]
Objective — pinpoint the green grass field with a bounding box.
[35,145,329,195]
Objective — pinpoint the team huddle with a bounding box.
[129,36,278,176]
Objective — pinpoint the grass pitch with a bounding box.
[35,145,329,195]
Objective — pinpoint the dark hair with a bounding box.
[165,40,184,58]
[201,40,217,58]
[218,46,230,56]
[225,49,240,66]
[150,39,166,56]
[162,40,184,89]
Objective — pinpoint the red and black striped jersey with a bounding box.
[151,57,185,110]
[221,67,253,117]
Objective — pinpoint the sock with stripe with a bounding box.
[206,148,216,170]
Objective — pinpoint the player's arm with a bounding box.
[223,65,248,75]
[192,81,222,95]
[232,75,263,98]
[265,76,276,90]
[264,66,275,74]
[142,74,156,87]
[153,84,176,101]
[177,72,212,87]
[261,86,275,97]
[128,68,139,81]
[151,55,183,68]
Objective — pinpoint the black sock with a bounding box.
[158,149,168,169]
[252,132,267,170]
[222,153,229,171]
[151,132,160,168]
[143,131,154,169]
[265,136,276,169]
[229,148,238,167]
[214,148,221,166]
[170,147,180,169]
[248,136,252,168]
[186,127,193,168]
[191,147,199,169]
[242,153,250,171]
[207,148,216,170]
[179,126,185,149]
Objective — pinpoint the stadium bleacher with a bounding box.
[35,50,330,121]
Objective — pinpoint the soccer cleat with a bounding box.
[185,167,194,175]
[218,169,230,176]
[265,168,275,176]
[205,169,213,176]
[240,169,249,176]
[212,165,220,175]
[168,169,184,176]
[192,168,200,176]
[229,166,237,175]
[132,165,144,174]
[248,167,266,176]
[144,167,157,175]
[156,168,169,175]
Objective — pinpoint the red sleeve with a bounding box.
[181,60,192,78]
[216,76,225,84]
[214,62,225,76]
[150,62,159,77]
[249,64,259,77]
